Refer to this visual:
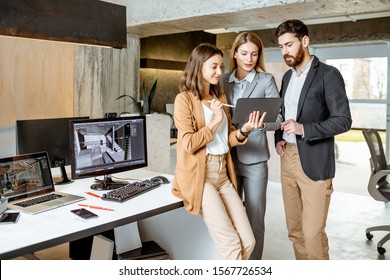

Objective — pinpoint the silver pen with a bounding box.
[207,100,235,108]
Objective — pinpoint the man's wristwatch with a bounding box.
[239,128,251,137]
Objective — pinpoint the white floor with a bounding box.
[264,182,390,260]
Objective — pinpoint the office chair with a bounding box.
[362,129,390,255]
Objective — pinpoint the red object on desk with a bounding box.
[86,192,101,198]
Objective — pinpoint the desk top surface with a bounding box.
[0,168,182,259]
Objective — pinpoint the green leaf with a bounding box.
[141,81,149,114]
[148,79,158,110]
[116,94,133,100]
[134,101,143,114]
[116,94,143,114]
[116,79,158,116]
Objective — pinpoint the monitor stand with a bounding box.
[55,161,73,185]
[90,175,128,191]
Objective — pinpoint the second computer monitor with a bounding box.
[15,116,90,184]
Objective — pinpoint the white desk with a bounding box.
[0,169,183,260]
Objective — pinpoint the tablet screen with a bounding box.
[232,98,283,124]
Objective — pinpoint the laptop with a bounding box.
[0,152,85,214]
[232,97,283,124]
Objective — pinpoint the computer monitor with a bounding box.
[69,116,148,190]
[15,116,90,185]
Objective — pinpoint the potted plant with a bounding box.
[116,79,174,123]
[117,79,158,116]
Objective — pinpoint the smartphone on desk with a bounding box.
[71,208,98,220]
[0,212,20,224]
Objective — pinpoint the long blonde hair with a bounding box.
[229,31,266,73]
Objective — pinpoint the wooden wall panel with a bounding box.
[0,36,73,127]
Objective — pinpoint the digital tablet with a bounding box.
[232,97,283,124]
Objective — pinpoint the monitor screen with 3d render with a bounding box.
[69,116,148,190]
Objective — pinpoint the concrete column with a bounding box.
[73,33,140,118]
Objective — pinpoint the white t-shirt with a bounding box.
[202,103,229,155]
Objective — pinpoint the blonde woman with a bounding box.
[220,32,282,259]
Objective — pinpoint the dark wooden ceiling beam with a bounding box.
[0,0,127,48]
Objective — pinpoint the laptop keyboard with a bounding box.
[14,193,64,208]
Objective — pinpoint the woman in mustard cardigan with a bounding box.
[172,43,266,260]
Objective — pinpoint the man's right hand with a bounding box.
[275,140,286,156]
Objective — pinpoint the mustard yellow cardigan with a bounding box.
[172,91,247,215]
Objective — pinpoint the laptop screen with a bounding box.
[0,152,55,202]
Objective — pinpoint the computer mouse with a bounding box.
[90,183,105,191]
[151,176,170,184]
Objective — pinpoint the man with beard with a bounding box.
[274,20,352,260]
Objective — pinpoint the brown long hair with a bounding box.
[180,43,223,100]
[229,31,266,73]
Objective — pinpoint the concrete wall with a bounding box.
[121,0,390,38]
[74,34,140,119]
[217,17,390,51]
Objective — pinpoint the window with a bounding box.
[326,57,388,130]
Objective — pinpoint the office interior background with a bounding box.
[1,0,390,260]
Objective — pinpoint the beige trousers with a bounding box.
[281,143,333,260]
[200,154,255,260]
